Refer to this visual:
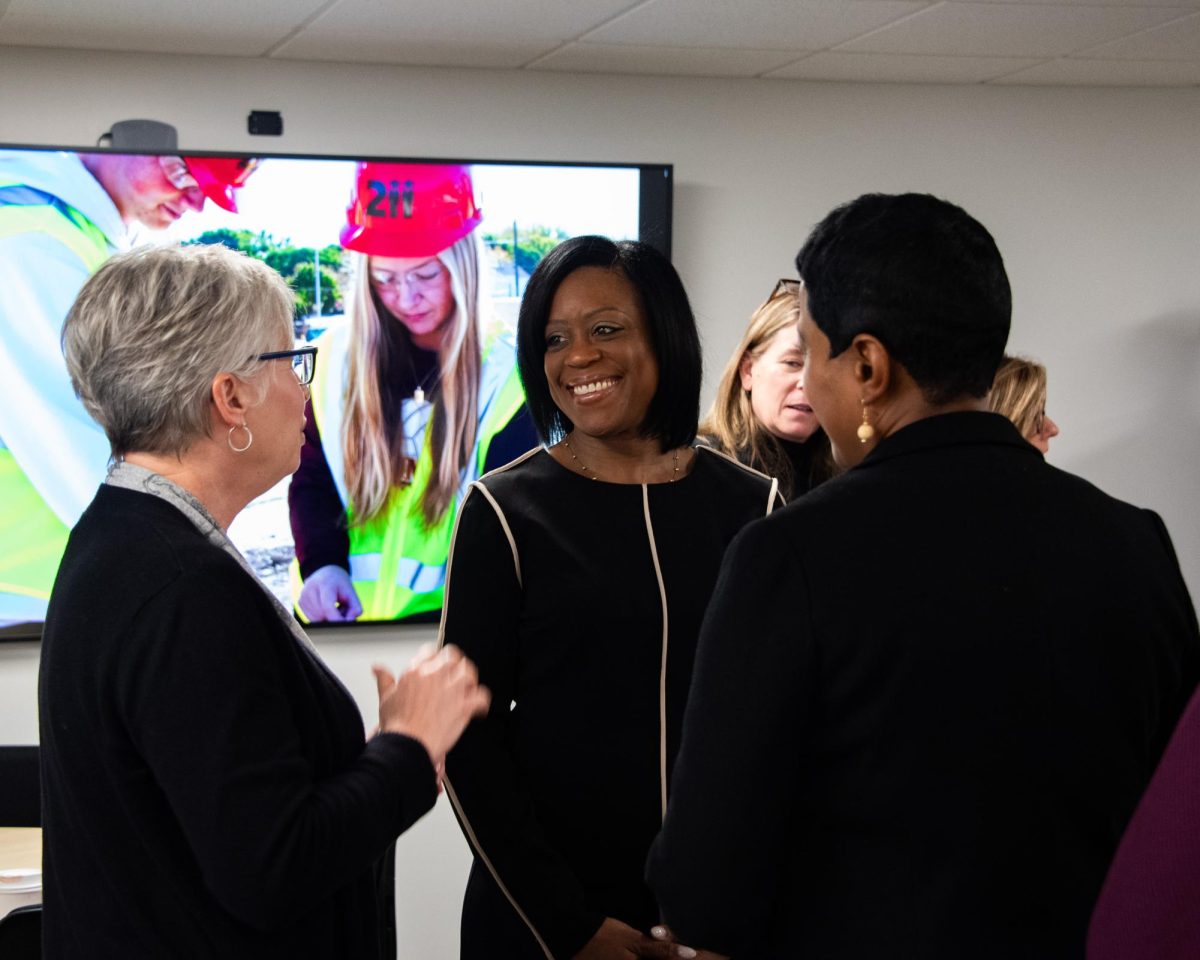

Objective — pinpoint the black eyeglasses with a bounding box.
[771,278,802,299]
[257,346,317,386]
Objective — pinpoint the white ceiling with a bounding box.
[2,0,1199,87]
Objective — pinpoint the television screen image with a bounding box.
[0,145,672,635]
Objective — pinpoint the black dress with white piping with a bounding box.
[440,445,780,960]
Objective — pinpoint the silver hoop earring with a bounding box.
[227,422,253,453]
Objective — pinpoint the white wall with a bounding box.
[2,46,1198,957]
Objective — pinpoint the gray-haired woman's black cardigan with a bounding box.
[39,485,437,959]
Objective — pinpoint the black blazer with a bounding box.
[647,412,1200,960]
[39,485,436,959]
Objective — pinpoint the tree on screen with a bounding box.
[483,225,569,277]
[292,261,341,317]
[187,230,344,320]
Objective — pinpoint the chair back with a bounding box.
[0,903,42,957]
[0,746,39,826]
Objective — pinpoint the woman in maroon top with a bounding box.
[1089,684,1200,960]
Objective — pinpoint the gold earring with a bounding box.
[227,422,253,453]
[856,403,875,444]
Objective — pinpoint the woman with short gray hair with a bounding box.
[39,242,490,959]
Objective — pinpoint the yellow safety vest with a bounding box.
[294,326,527,621]
[0,183,113,611]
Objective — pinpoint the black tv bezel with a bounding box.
[0,142,674,642]
[0,142,672,257]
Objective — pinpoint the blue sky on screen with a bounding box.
[155,159,640,250]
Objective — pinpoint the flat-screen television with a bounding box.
[0,143,672,638]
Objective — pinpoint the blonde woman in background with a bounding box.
[289,163,538,622]
[700,279,835,499]
[989,354,1060,454]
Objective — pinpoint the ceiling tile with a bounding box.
[2,0,1198,87]
[0,0,329,55]
[960,0,1200,6]
[838,2,1193,58]
[271,36,557,69]
[276,0,637,52]
[582,0,930,50]
[526,42,807,77]
[1075,10,1200,58]
[765,50,1045,83]
[989,55,1200,83]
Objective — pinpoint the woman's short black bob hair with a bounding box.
[796,193,1011,405]
[517,235,702,451]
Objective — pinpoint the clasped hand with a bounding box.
[573,918,728,960]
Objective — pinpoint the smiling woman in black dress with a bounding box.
[439,236,781,960]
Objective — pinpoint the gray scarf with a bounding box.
[105,460,317,654]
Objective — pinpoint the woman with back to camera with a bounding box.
[647,193,1200,959]
[439,236,783,960]
[700,278,835,499]
[289,162,538,623]
[988,353,1060,454]
[39,243,490,958]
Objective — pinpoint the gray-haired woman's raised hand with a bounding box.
[374,644,491,768]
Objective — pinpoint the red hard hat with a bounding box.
[340,163,482,257]
[182,156,261,213]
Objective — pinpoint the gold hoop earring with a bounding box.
[856,403,875,444]
[228,422,253,453]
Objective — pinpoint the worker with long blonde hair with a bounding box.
[289,163,537,622]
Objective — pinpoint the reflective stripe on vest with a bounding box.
[297,325,527,621]
[348,555,446,596]
[0,183,113,272]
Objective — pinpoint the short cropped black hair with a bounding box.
[517,235,702,451]
[795,193,1011,404]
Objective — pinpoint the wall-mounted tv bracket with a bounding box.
[96,119,180,151]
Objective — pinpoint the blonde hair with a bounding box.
[700,287,832,497]
[341,233,484,528]
[63,243,293,458]
[989,354,1047,438]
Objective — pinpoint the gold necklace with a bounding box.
[561,437,680,483]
